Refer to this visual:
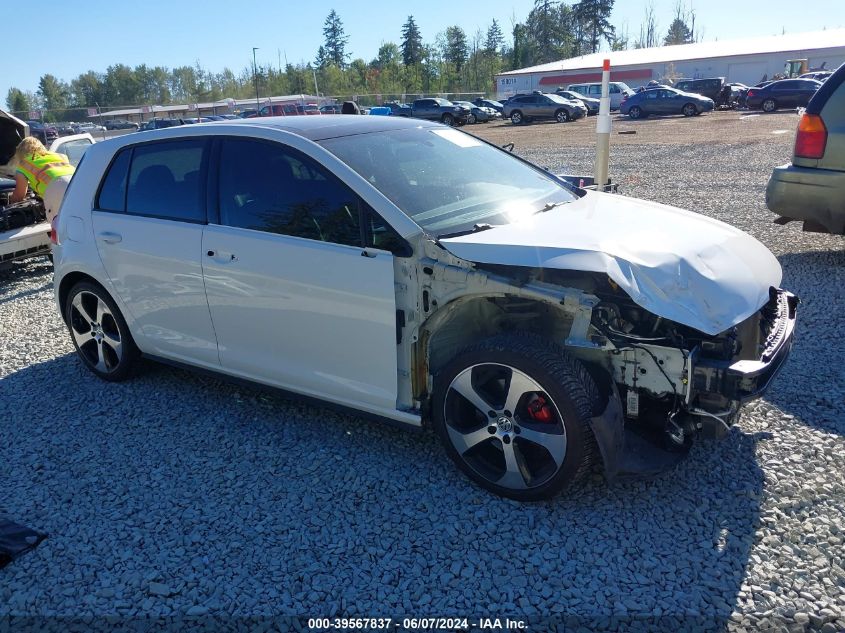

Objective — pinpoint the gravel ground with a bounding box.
[1,113,844,632]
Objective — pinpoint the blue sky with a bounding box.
[4,0,844,101]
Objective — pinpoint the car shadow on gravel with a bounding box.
[1,352,769,628]
[768,249,845,436]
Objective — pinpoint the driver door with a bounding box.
[201,137,399,413]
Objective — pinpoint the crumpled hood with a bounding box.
[440,190,781,335]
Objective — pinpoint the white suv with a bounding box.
[53,116,797,500]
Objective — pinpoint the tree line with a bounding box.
[6,1,700,121]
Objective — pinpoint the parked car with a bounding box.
[745,79,822,112]
[554,89,600,115]
[74,122,106,133]
[1,110,94,265]
[503,92,587,124]
[140,118,185,130]
[104,120,139,130]
[472,98,505,115]
[620,88,715,119]
[54,122,78,136]
[319,104,343,114]
[25,120,59,145]
[766,63,845,234]
[673,77,725,102]
[567,82,635,110]
[409,98,470,126]
[453,101,496,123]
[238,110,258,118]
[253,103,322,117]
[383,102,412,117]
[50,117,797,500]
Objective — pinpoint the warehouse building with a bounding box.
[495,29,845,99]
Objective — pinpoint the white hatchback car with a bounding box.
[53,116,797,500]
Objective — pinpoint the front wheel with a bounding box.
[682,103,698,117]
[555,109,571,123]
[762,98,777,113]
[467,114,476,124]
[510,111,523,124]
[441,113,455,126]
[433,333,601,500]
[65,281,140,381]
[628,106,642,119]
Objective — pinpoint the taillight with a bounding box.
[794,112,827,159]
[50,215,59,245]
[747,89,756,98]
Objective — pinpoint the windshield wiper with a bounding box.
[535,200,569,214]
[436,223,494,240]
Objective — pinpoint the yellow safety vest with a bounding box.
[16,152,75,197]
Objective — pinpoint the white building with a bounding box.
[495,29,845,99]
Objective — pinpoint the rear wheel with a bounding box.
[682,103,698,117]
[762,98,777,113]
[628,106,642,119]
[555,109,570,123]
[433,333,601,500]
[65,281,139,381]
[467,113,477,124]
[441,113,455,126]
[510,111,523,124]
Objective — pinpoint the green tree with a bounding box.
[6,87,30,114]
[322,10,350,68]
[664,17,692,45]
[38,74,68,118]
[574,0,615,54]
[485,19,505,56]
[70,71,105,107]
[400,16,424,66]
[444,26,468,73]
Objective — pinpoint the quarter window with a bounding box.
[126,139,206,222]
[217,139,362,247]
[97,148,131,212]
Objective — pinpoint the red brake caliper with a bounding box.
[527,394,554,423]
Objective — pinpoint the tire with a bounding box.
[64,281,140,382]
[432,333,601,501]
[628,106,642,120]
[441,113,455,126]
[762,98,777,113]
[682,103,698,117]
[555,109,570,123]
[510,111,523,125]
[467,114,476,124]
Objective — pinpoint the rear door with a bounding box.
[91,138,220,366]
[201,137,399,413]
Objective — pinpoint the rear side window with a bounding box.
[218,138,362,247]
[588,85,602,95]
[97,148,132,212]
[126,139,206,222]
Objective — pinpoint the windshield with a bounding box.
[319,126,576,236]
[546,94,569,104]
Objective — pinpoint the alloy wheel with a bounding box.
[69,290,123,374]
[443,363,568,491]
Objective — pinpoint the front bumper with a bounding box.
[691,289,799,404]
[766,163,845,234]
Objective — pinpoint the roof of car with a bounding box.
[196,114,442,140]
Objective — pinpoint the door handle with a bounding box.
[98,232,122,244]
[361,250,377,258]
[207,250,238,262]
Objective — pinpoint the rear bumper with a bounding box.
[0,222,52,264]
[766,163,845,234]
[691,289,799,404]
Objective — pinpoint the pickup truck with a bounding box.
[1,109,94,268]
[410,98,471,126]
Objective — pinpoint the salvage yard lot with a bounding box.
[1,110,843,630]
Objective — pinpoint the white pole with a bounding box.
[594,58,611,192]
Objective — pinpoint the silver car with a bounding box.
[503,93,587,124]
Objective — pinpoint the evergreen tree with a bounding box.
[485,19,504,56]
[664,18,693,45]
[6,87,30,114]
[573,0,615,54]
[444,26,468,72]
[322,10,350,68]
[400,16,424,66]
[37,74,68,116]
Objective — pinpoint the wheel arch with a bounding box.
[58,271,104,323]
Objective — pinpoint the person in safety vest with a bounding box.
[10,136,75,222]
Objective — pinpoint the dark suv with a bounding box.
[766,64,845,234]
[26,120,59,144]
[673,78,725,102]
[410,98,470,126]
[502,92,587,124]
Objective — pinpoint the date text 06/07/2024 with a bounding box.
[307,617,527,630]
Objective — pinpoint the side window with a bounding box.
[588,85,602,95]
[126,139,206,222]
[610,84,620,94]
[362,206,410,257]
[218,138,362,247]
[97,148,132,212]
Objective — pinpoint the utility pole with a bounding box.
[253,47,260,110]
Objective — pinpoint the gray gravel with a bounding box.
[1,130,844,631]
